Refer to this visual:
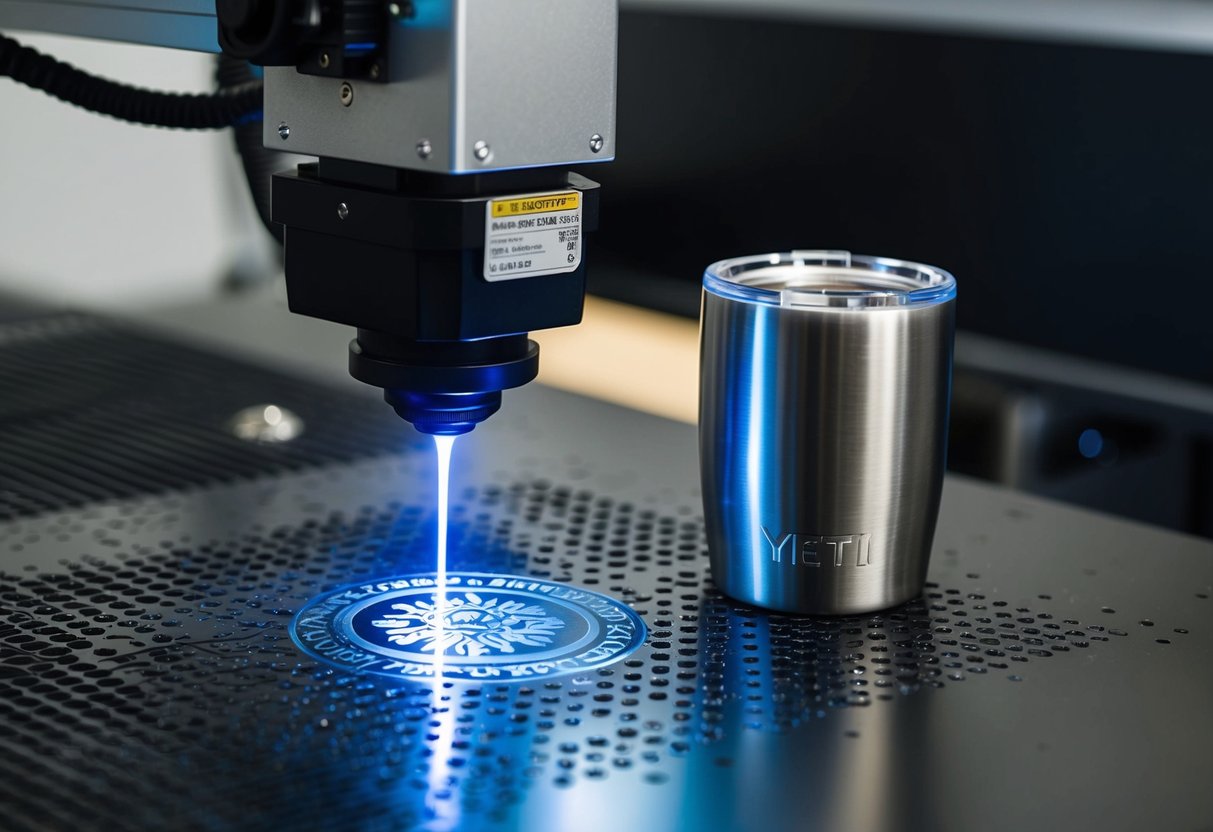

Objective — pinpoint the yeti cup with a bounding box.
[699,251,956,615]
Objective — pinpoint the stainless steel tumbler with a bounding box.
[699,251,956,615]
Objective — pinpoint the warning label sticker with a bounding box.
[484,190,582,281]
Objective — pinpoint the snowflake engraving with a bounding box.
[370,592,566,657]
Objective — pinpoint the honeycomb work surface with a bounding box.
[0,333,1210,832]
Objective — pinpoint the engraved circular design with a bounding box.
[290,573,647,681]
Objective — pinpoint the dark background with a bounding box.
[591,10,1213,385]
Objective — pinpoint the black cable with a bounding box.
[215,55,284,245]
[0,32,263,129]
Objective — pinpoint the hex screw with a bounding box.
[337,203,350,220]
[340,83,354,107]
[416,139,432,160]
[589,133,604,153]
[319,52,331,69]
[473,141,491,162]
[277,122,290,140]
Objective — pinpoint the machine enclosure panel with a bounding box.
[262,0,619,173]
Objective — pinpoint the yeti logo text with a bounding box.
[760,527,872,567]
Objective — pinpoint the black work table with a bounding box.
[0,297,1209,832]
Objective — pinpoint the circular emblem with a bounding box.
[290,573,647,682]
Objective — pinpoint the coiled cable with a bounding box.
[0,31,263,129]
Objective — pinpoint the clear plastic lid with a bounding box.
[703,251,956,309]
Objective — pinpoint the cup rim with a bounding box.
[703,250,957,309]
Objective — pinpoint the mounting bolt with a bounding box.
[340,82,354,107]
[589,133,604,153]
[369,63,382,80]
[473,140,491,162]
[416,139,432,160]
[277,122,290,140]
[337,202,350,220]
[318,52,331,69]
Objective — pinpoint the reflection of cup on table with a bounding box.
[699,251,957,615]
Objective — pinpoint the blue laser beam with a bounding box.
[433,435,456,677]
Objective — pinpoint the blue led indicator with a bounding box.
[1078,428,1104,459]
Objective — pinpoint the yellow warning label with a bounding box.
[490,191,580,218]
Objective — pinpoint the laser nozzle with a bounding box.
[349,331,539,437]
[384,390,501,436]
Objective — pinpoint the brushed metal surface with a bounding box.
[0,0,218,52]
[264,0,617,173]
[623,0,1213,55]
[700,254,955,614]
